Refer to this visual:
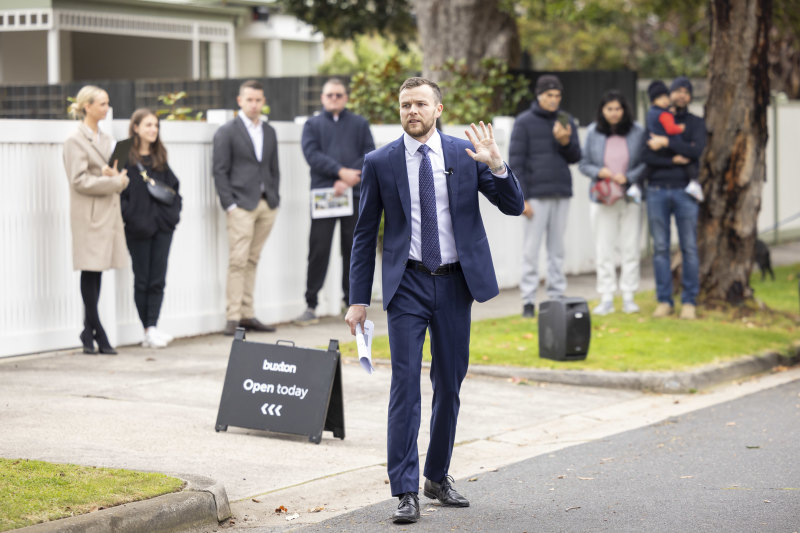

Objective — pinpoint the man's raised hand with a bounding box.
[465,121,503,170]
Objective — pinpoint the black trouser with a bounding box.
[80,270,104,334]
[304,212,357,309]
[126,230,174,328]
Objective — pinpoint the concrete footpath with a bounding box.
[1,241,798,532]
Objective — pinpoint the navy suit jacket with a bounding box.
[349,131,525,309]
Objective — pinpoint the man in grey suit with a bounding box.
[213,79,280,335]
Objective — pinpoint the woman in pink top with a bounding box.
[578,91,646,315]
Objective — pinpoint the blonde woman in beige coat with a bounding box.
[63,85,130,355]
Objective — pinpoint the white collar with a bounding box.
[403,129,442,157]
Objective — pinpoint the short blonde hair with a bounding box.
[70,85,106,120]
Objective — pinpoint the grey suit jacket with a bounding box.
[212,116,280,211]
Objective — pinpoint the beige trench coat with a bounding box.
[63,125,129,271]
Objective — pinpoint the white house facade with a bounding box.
[0,0,323,84]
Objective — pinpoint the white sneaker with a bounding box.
[622,300,640,314]
[685,180,704,202]
[592,300,615,316]
[142,329,167,349]
[151,327,173,344]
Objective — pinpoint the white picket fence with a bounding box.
[1,105,797,357]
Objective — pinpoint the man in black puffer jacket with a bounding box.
[509,74,581,318]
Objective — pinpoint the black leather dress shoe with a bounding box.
[223,320,239,336]
[423,475,469,507]
[239,317,276,333]
[392,492,419,524]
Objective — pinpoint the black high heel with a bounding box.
[94,326,118,356]
[79,328,96,354]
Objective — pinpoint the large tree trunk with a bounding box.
[698,0,771,305]
[412,0,520,82]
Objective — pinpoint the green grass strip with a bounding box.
[0,458,184,531]
[339,263,800,372]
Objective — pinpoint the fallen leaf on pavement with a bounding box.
[557,475,566,479]
[468,477,478,482]
[285,513,300,521]
[252,498,261,503]
[275,505,287,514]
[566,506,581,512]
[310,506,324,512]
[746,445,760,449]
[764,500,771,503]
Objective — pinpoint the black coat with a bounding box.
[301,109,375,197]
[508,101,581,199]
[641,108,707,188]
[121,155,182,239]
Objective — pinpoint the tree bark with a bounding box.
[412,0,520,82]
[698,0,771,305]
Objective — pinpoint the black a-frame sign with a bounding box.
[215,329,345,444]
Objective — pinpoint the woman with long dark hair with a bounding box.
[121,109,182,348]
[63,85,130,355]
[578,91,646,315]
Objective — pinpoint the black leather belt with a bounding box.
[406,259,462,276]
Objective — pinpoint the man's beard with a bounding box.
[402,116,435,139]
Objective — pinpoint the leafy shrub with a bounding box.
[349,55,529,124]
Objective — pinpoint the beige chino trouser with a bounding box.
[225,199,278,321]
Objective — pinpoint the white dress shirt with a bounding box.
[403,131,458,265]
[239,112,263,162]
[403,131,509,266]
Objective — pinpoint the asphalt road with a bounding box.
[271,379,800,533]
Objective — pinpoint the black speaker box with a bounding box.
[538,297,591,361]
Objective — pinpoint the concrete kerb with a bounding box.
[16,475,230,533]
[346,344,800,394]
[465,347,800,393]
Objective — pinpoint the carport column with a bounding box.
[47,27,60,83]
[227,33,237,78]
[265,38,282,77]
[191,23,200,80]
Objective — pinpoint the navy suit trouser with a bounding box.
[386,265,473,496]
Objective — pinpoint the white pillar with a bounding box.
[227,37,237,78]
[47,28,60,83]
[191,23,200,80]
[266,38,282,77]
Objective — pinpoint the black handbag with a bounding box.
[136,162,176,206]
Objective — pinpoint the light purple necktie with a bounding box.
[418,144,441,272]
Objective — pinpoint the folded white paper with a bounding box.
[355,320,375,374]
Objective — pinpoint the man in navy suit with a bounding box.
[345,77,525,524]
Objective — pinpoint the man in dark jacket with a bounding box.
[509,74,581,317]
[642,76,706,320]
[213,80,280,336]
[295,78,375,325]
